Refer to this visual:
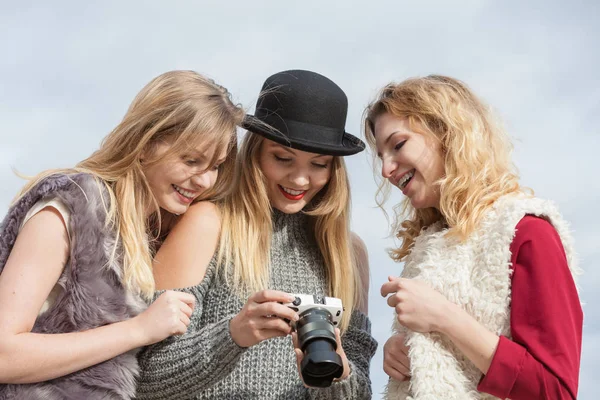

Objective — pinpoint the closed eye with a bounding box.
[312,162,328,169]
[394,140,407,151]
[274,155,292,163]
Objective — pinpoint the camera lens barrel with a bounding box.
[296,307,343,387]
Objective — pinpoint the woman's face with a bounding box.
[373,113,445,210]
[259,139,333,214]
[143,140,227,215]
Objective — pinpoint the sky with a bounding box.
[1,0,598,398]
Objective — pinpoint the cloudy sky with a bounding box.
[1,0,598,398]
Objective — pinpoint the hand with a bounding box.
[383,334,410,381]
[381,276,451,333]
[230,290,299,348]
[292,327,350,386]
[132,290,196,345]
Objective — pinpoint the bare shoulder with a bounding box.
[351,232,370,314]
[153,201,222,290]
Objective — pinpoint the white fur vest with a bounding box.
[0,173,147,400]
[384,194,580,400]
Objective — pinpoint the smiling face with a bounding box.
[143,140,227,215]
[258,139,333,214]
[373,112,445,210]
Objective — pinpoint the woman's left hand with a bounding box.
[292,327,350,387]
[381,276,452,334]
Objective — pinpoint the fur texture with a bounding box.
[0,173,147,400]
[383,194,581,400]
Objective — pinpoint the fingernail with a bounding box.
[294,314,299,321]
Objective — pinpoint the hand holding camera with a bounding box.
[229,290,299,348]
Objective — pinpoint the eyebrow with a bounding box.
[377,130,404,158]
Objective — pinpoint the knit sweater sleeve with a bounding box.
[308,310,378,400]
[135,270,247,400]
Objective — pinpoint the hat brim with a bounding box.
[242,116,365,156]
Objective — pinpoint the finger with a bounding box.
[257,328,289,342]
[180,302,194,318]
[172,291,196,308]
[380,279,402,297]
[390,335,410,356]
[179,312,191,327]
[383,362,409,382]
[251,289,295,304]
[291,332,299,349]
[334,328,342,349]
[387,293,401,308]
[386,350,410,374]
[258,302,299,322]
[260,317,293,334]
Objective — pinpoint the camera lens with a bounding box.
[296,308,343,387]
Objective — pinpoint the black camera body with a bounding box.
[283,294,344,388]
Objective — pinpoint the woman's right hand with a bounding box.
[383,334,411,381]
[229,290,299,348]
[132,290,196,345]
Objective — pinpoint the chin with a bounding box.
[273,202,305,214]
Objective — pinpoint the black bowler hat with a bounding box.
[242,70,365,156]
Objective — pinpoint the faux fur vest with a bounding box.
[384,194,580,400]
[0,173,146,400]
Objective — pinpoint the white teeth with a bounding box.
[398,170,415,189]
[282,186,305,196]
[173,185,195,199]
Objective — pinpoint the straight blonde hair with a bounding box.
[364,75,527,261]
[14,70,245,300]
[216,133,360,331]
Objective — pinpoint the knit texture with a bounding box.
[383,194,581,400]
[0,173,147,400]
[136,209,377,399]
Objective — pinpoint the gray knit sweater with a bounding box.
[136,210,377,399]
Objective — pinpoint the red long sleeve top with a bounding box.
[477,215,583,399]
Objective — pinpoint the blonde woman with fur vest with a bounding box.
[0,70,245,399]
[364,75,582,400]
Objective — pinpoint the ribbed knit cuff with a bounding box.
[136,316,246,400]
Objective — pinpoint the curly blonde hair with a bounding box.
[364,75,529,261]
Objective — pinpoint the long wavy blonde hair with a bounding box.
[14,70,245,300]
[364,75,527,261]
[216,133,360,331]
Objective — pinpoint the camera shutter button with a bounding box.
[292,296,302,306]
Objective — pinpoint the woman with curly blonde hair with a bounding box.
[365,75,582,399]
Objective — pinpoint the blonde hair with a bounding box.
[14,70,245,300]
[364,75,527,261]
[216,133,360,331]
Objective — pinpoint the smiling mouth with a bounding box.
[278,185,307,201]
[172,184,196,202]
[396,169,415,190]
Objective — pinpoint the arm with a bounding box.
[0,209,145,382]
[307,233,377,400]
[136,202,247,398]
[477,216,582,399]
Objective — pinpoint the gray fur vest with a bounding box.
[0,173,147,400]
[384,194,580,400]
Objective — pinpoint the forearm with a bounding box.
[438,302,499,375]
[136,316,246,400]
[0,318,143,383]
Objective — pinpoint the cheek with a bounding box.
[312,170,331,191]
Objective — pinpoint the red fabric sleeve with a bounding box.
[477,215,582,399]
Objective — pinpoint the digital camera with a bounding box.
[282,294,344,388]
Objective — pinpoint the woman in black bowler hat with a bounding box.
[136,70,377,399]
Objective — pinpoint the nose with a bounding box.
[191,170,214,190]
[288,169,310,188]
[381,158,397,179]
